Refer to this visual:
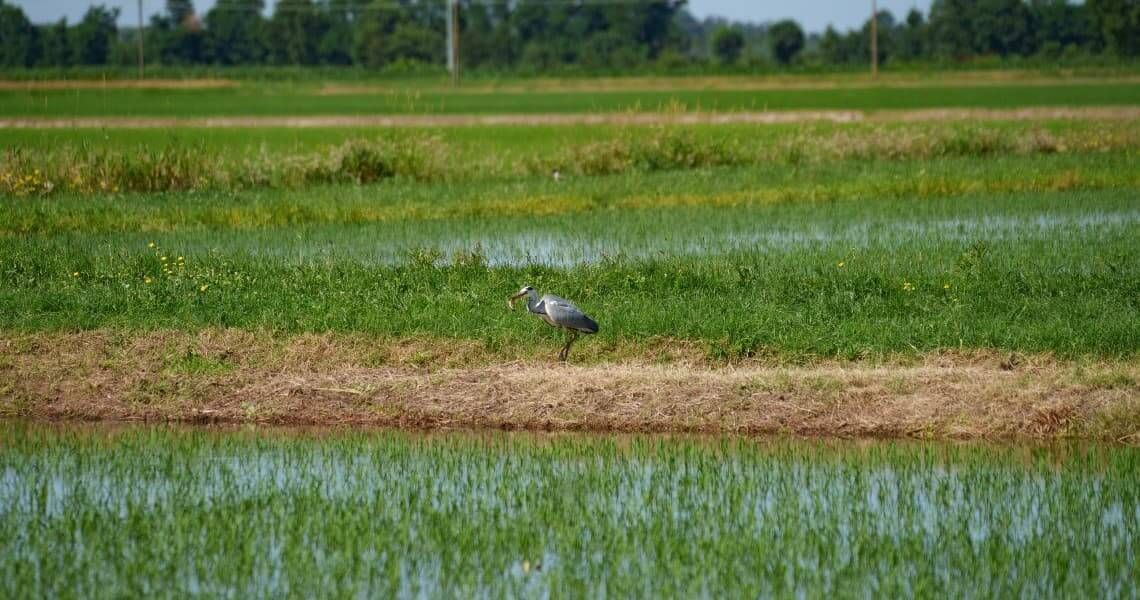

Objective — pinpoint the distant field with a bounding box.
[2,118,1134,157]
[1,80,1138,118]
[2,93,1139,437]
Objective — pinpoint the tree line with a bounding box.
[0,0,1137,72]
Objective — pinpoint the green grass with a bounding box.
[3,119,1137,359]
[2,81,1139,118]
[3,121,1136,196]
[2,181,1137,358]
[1,423,1137,597]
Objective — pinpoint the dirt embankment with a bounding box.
[3,107,1139,129]
[2,330,1136,441]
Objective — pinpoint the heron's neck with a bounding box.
[526,292,541,313]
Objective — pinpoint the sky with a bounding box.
[12,1,934,33]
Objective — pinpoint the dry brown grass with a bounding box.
[4,107,1139,130]
[2,330,1137,441]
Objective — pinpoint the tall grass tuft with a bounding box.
[3,122,1136,197]
[0,134,445,196]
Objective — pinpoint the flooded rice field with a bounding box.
[1,423,1137,597]
[40,198,1140,268]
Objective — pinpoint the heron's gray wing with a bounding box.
[542,295,599,334]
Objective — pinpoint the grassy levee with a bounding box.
[1,80,1139,118]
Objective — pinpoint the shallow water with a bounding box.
[1,422,1137,597]
[63,203,1140,268]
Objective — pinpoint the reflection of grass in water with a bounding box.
[2,188,1137,359]
[1,423,1138,597]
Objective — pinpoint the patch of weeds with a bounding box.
[706,335,769,361]
[1078,370,1137,390]
[0,387,34,417]
[241,402,259,422]
[885,376,916,395]
[357,349,390,369]
[405,247,442,268]
[803,375,844,395]
[163,350,236,376]
[406,351,435,367]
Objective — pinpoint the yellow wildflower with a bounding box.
[147,242,156,248]
[837,261,845,268]
[144,277,153,284]
[199,284,209,292]
[71,272,79,277]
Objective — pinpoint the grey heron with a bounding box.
[508,286,599,361]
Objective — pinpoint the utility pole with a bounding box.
[870,0,878,78]
[137,0,145,78]
[447,0,460,86]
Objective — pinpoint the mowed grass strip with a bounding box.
[1,80,1139,118]
[3,329,1138,439]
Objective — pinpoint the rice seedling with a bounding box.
[0,423,1136,597]
[1,80,1138,118]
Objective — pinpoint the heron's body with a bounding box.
[509,287,598,360]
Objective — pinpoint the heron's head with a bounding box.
[507,286,536,309]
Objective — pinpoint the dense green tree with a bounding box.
[1032,0,1095,56]
[0,0,1136,71]
[167,0,195,25]
[863,10,896,65]
[768,19,804,65]
[0,1,40,67]
[205,0,267,64]
[929,0,976,58]
[150,0,206,65]
[894,8,928,60]
[267,0,328,65]
[973,0,1036,56]
[710,25,744,64]
[71,5,119,65]
[1087,0,1140,56]
[37,19,72,66]
[352,1,441,68]
[316,0,367,65]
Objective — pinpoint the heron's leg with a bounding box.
[560,330,579,362]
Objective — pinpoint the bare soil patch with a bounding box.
[2,330,1136,441]
[3,107,1139,130]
